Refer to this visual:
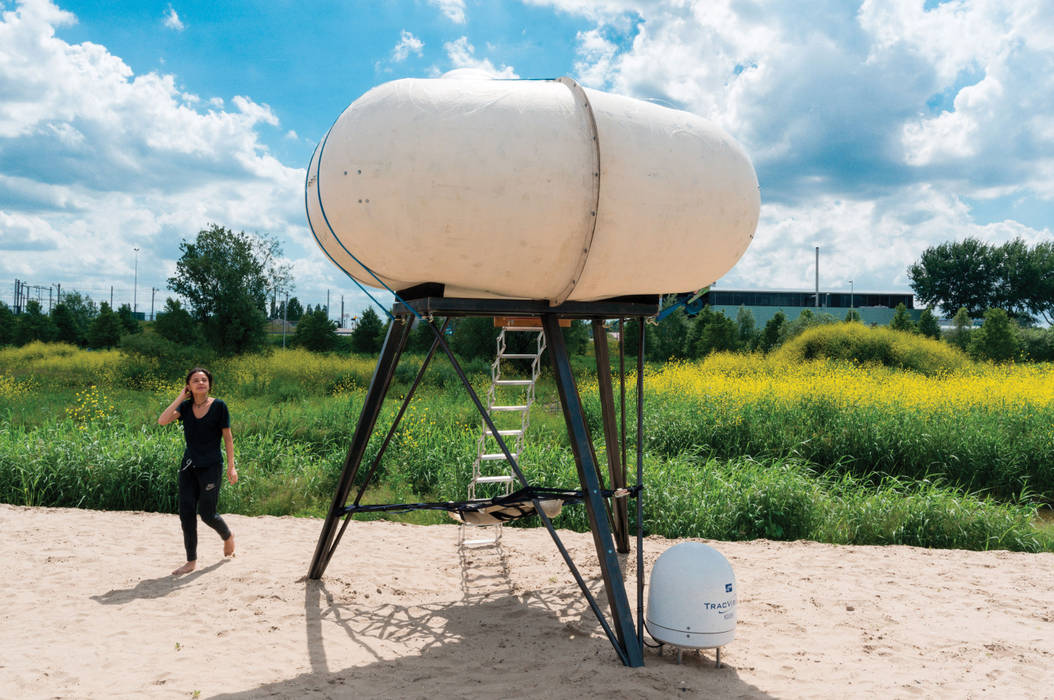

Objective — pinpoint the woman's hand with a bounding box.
[159,385,191,426]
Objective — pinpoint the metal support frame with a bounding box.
[309,316,413,579]
[542,315,643,665]
[592,319,629,553]
[306,295,656,667]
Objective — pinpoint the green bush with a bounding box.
[775,322,969,375]
[968,308,1021,362]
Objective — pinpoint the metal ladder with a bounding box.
[459,324,546,548]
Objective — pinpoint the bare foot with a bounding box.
[224,534,235,557]
[172,561,196,576]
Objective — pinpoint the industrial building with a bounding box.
[701,288,920,326]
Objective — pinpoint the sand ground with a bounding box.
[1,504,1051,699]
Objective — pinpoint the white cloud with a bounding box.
[392,29,424,62]
[443,36,518,78]
[428,0,466,24]
[163,4,184,31]
[0,0,307,307]
[573,29,617,87]
[284,129,298,140]
[527,0,1054,293]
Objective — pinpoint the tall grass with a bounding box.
[642,354,1054,501]
[2,342,1052,552]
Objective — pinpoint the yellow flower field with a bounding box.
[647,353,1054,411]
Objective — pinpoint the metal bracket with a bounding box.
[552,76,602,306]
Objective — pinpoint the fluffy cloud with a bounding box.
[529,0,1053,294]
[0,0,316,307]
[443,37,518,78]
[428,0,466,24]
[163,4,184,31]
[392,30,424,62]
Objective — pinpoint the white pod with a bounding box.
[306,76,759,303]
[647,542,736,649]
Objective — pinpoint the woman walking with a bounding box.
[158,367,238,575]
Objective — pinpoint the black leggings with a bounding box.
[178,463,231,561]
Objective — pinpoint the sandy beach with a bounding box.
[1,503,1051,698]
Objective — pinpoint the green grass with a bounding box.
[1,342,1051,553]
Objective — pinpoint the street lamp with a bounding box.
[849,280,854,310]
[133,247,140,315]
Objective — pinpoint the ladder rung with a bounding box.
[495,379,533,386]
[503,326,543,331]
[500,353,539,360]
[491,405,528,411]
[484,429,523,437]
[481,452,517,461]
[463,537,499,545]
[473,475,515,483]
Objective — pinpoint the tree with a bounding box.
[696,310,738,356]
[889,303,916,333]
[561,320,590,356]
[844,308,862,323]
[405,317,443,353]
[86,302,123,348]
[116,303,140,335]
[651,305,688,361]
[968,308,1021,362]
[14,300,57,345]
[0,301,14,346]
[917,307,941,340]
[1023,241,1054,325]
[168,224,277,355]
[55,292,97,338]
[51,302,84,345]
[948,307,972,350]
[350,306,385,354]
[154,299,201,345]
[450,316,498,360]
[735,306,757,350]
[293,308,338,352]
[304,303,314,316]
[286,297,304,323]
[908,238,998,317]
[760,311,786,352]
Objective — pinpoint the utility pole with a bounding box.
[151,287,157,321]
[849,280,854,310]
[283,291,289,348]
[133,247,140,316]
[110,286,113,308]
[48,285,53,312]
[814,246,820,307]
[56,283,61,305]
[340,295,344,328]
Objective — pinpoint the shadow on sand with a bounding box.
[90,560,228,605]
[209,544,773,699]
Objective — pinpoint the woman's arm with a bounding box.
[158,387,190,426]
[223,427,238,484]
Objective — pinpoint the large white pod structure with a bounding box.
[306,76,759,303]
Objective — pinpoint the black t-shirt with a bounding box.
[177,398,230,469]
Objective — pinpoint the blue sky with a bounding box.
[1,0,1051,321]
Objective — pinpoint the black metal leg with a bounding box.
[308,317,413,579]
[592,319,629,553]
[543,315,643,667]
[636,318,646,655]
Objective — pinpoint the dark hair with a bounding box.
[185,367,213,390]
